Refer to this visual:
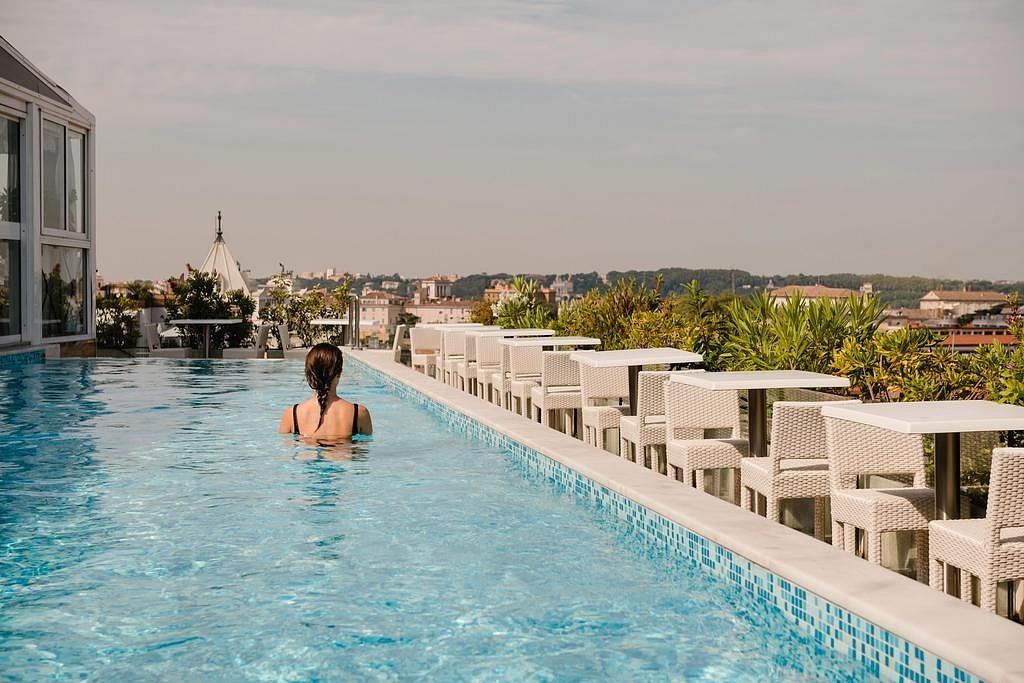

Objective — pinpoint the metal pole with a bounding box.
[748,388,768,458]
[935,431,961,593]
[934,432,960,520]
[627,365,640,417]
[352,296,361,350]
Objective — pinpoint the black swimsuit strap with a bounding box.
[292,404,300,435]
[351,403,360,435]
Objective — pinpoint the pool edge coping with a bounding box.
[347,349,1024,683]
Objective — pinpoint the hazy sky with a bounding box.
[4,0,1023,281]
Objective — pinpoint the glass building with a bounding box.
[0,37,95,355]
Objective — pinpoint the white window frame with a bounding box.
[39,116,89,243]
[0,111,22,346]
[39,239,89,342]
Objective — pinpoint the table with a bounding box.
[464,328,555,338]
[498,336,601,349]
[170,318,243,358]
[674,370,850,457]
[820,400,1024,521]
[572,348,703,416]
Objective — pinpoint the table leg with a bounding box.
[934,432,961,592]
[934,433,960,520]
[748,388,767,458]
[627,365,640,417]
[203,325,210,359]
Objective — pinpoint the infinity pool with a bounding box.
[0,359,871,680]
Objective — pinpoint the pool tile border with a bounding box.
[347,351,1024,683]
[0,347,44,367]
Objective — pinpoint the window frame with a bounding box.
[0,112,20,241]
[39,242,88,341]
[40,115,89,242]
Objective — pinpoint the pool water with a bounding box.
[0,359,871,680]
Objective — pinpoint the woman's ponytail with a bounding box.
[304,344,345,432]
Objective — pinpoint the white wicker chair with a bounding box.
[580,363,629,454]
[441,331,467,387]
[666,381,748,502]
[530,352,582,433]
[740,401,858,538]
[456,334,480,394]
[619,371,671,471]
[825,416,934,582]
[144,323,190,358]
[474,336,503,403]
[221,324,271,359]
[508,345,542,416]
[409,327,440,376]
[928,447,1024,614]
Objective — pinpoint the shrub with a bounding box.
[164,270,256,351]
[96,295,139,349]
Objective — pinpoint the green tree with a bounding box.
[164,270,256,351]
[494,276,553,329]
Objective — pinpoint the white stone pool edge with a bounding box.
[348,349,1024,682]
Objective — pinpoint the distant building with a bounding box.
[939,332,1018,353]
[414,274,456,302]
[878,307,952,332]
[484,279,517,304]
[404,301,474,325]
[919,290,1007,317]
[0,37,97,355]
[768,284,858,305]
[380,280,400,291]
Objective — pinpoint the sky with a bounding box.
[3,0,1023,281]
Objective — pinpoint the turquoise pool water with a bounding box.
[0,359,872,680]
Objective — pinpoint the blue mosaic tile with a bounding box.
[347,356,983,683]
[0,349,44,368]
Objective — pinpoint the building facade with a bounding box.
[919,290,1007,317]
[0,38,96,355]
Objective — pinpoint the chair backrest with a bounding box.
[476,336,502,367]
[277,324,290,351]
[771,401,858,461]
[986,447,1024,537]
[579,362,629,406]
[409,327,441,354]
[636,371,670,425]
[824,415,926,490]
[391,324,407,362]
[664,381,742,440]
[443,331,466,361]
[144,323,160,351]
[540,351,580,391]
[255,324,271,358]
[509,345,543,380]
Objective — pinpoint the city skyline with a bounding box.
[4,0,1022,281]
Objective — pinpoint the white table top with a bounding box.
[821,400,1024,434]
[571,347,702,367]
[672,370,850,391]
[310,318,379,326]
[419,323,490,329]
[465,328,555,338]
[170,319,243,325]
[498,336,601,348]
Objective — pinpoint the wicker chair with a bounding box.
[740,401,858,538]
[474,336,503,403]
[619,371,670,471]
[530,352,582,433]
[441,330,467,387]
[507,345,542,416]
[580,363,629,454]
[825,416,934,582]
[666,381,748,502]
[928,447,1024,614]
[409,327,440,376]
[455,333,480,394]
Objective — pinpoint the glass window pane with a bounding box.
[42,121,64,230]
[41,245,85,337]
[0,118,18,223]
[67,131,84,233]
[0,239,19,336]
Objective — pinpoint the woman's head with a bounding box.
[305,343,344,430]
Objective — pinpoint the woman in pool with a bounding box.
[279,343,372,439]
